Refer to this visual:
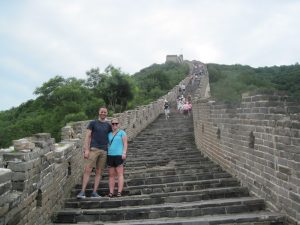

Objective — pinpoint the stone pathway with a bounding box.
[51,111,285,224]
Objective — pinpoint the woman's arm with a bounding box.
[122,134,128,159]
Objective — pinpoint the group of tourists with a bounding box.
[177,95,192,118]
[163,94,192,120]
[76,107,127,199]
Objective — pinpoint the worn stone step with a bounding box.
[102,212,285,225]
[77,171,232,190]
[125,154,205,162]
[71,177,241,197]
[125,160,217,169]
[128,150,198,155]
[93,165,224,182]
[52,197,266,223]
[123,158,211,167]
[124,166,224,179]
[89,162,223,180]
[49,212,285,225]
[65,186,250,209]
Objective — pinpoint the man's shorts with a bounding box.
[85,147,107,170]
[107,155,125,168]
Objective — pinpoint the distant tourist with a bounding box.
[187,101,192,117]
[183,101,190,118]
[164,99,170,120]
[77,107,112,199]
[181,83,186,94]
[107,118,128,197]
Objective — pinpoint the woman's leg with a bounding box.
[108,167,116,194]
[116,165,124,193]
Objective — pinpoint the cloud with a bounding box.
[0,0,300,110]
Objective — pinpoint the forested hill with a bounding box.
[0,62,189,148]
[208,63,300,102]
[1,62,299,148]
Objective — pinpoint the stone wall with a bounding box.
[0,134,82,225]
[0,74,192,225]
[192,92,300,224]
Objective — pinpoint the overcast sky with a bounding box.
[1,0,299,111]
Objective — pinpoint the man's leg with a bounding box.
[93,168,102,192]
[93,149,107,193]
[81,165,93,192]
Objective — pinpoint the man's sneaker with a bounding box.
[76,191,86,199]
[91,192,101,198]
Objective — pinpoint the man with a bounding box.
[77,107,112,199]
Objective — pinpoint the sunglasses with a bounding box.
[112,123,119,125]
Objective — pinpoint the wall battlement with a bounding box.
[193,88,300,223]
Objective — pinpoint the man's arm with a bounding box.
[83,129,92,159]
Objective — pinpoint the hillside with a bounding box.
[0,62,188,148]
[208,63,300,102]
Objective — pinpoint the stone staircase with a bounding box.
[51,112,285,225]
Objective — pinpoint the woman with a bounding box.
[107,118,128,197]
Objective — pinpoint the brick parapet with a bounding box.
[0,132,83,225]
[193,92,300,224]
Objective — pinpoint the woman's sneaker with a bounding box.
[91,192,101,198]
[76,191,86,199]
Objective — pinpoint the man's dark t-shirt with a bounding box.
[87,120,112,151]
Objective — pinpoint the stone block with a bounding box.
[0,203,9,217]
[3,150,42,163]
[33,133,51,141]
[12,172,28,181]
[0,168,12,183]
[278,165,292,175]
[275,135,292,145]
[13,138,35,151]
[7,161,34,172]
[44,151,54,161]
[33,141,48,149]
[12,181,26,191]
[289,192,300,204]
[0,182,11,195]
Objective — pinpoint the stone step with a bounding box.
[71,177,241,197]
[102,212,286,225]
[49,212,285,225]
[124,155,205,163]
[123,158,211,168]
[89,162,222,180]
[126,152,203,159]
[127,150,198,155]
[65,186,250,209]
[122,166,224,179]
[52,197,266,223]
[125,160,217,169]
[76,171,232,190]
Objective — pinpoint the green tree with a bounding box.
[99,66,134,112]
[85,67,106,88]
